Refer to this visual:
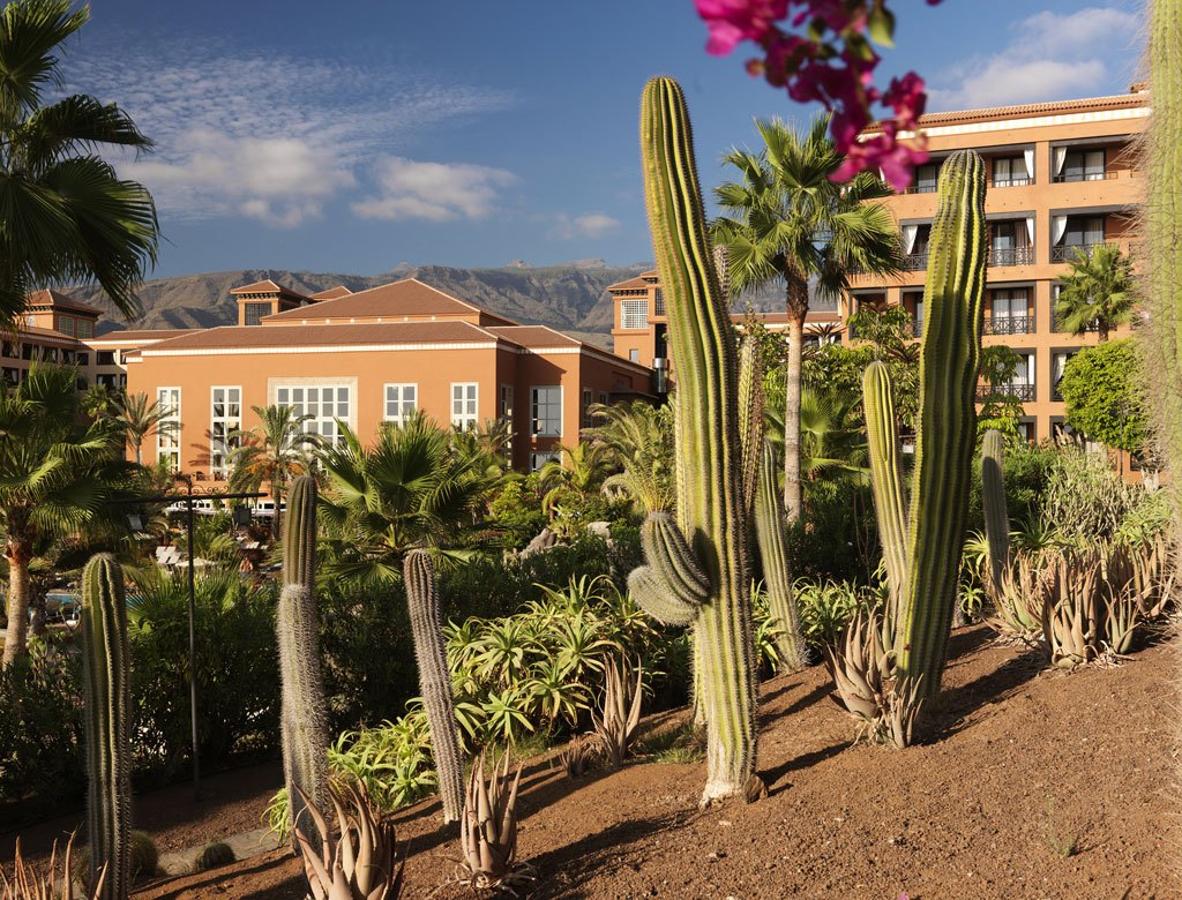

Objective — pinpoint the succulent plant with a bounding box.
[453,754,534,896]
[592,655,644,769]
[2,833,103,900]
[753,438,808,671]
[403,549,465,823]
[1041,551,1101,668]
[862,150,986,710]
[194,842,236,873]
[294,781,404,900]
[980,429,1010,595]
[628,75,760,805]
[558,734,599,779]
[80,553,132,900]
[278,475,331,853]
[988,551,1050,639]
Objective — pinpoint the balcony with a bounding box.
[1051,241,1113,263]
[987,246,1034,267]
[977,383,1036,402]
[902,252,928,271]
[902,183,937,195]
[1052,170,1118,184]
[983,315,1034,336]
[989,175,1032,189]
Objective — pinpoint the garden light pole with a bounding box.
[114,482,264,801]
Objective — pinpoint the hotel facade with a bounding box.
[6,279,654,477]
[609,87,1149,445]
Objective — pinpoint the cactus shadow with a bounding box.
[926,645,1045,739]
[761,741,848,796]
[758,680,833,729]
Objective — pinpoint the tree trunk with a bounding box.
[271,479,283,540]
[1098,321,1110,342]
[783,310,806,523]
[3,540,32,667]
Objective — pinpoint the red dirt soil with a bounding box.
[8,625,1178,898]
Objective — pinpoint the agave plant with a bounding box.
[988,551,1051,640]
[1,835,103,900]
[558,734,599,779]
[591,655,644,769]
[451,753,534,897]
[293,781,404,900]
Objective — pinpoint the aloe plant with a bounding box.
[627,76,760,804]
[80,554,131,900]
[862,150,986,709]
[277,476,330,852]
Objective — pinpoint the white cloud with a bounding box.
[928,7,1139,111]
[66,41,514,227]
[351,157,517,222]
[551,212,622,240]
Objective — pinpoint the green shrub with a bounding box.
[795,579,864,649]
[486,477,548,549]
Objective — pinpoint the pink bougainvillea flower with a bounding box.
[695,0,788,55]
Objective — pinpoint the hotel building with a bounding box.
[6,278,654,477]
[610,87,1149,444]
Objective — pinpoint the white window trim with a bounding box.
[451,382,479,430]
[272,380,355,447]
[530,450,561,472]
[498,383,514,421]
[530,384,563,438]
[156,386,181,469]
[620,299,648,330]
[209,385,242,476]
[383,382,418,426]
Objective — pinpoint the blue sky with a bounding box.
[72,1,1143,278]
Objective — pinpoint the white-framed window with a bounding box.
[499,384,514,421]
[156,386,181,470]
[992,156,1030,187]
[621,299,648,330]
[531,385,562,437]
[530,451,560,471]
[383,383,417,426]
[210,386,241,476]
[276,384,351,447]
[582,388,594,428]
[451,382,479,430]
[629,348,640,363]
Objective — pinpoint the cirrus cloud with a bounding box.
[351,157,518,222]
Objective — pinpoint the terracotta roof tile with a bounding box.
[309,285,352,300]
[24,289,103,316]
[863,90,1150,134]
[230,279,310,301]
[88,329,200,345]
[261,277,516,325]
[14,325,85,346]
[487,325,580,348]
[137,320,502,354]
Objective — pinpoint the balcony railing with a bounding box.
[903,183,938,194]
[989,176,1032,188]
[1052,170,1118,183]
[987,245,1034,267]
[1053,315,1100,333]
[911,318,924,338]
[977,382,1036,402]
[1051,241,1111,262]
[983,315,1034,335]
[1052,381,1065,402]
[902,252,928,271]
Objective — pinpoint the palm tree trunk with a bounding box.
[783,299,807,522]
[1098,322,1110,342]
[2,539,32,667]
[271,479,282,540]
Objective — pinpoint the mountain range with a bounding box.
[71,259,800,350]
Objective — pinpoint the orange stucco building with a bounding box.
[610,86,1149,446]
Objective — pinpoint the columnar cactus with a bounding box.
[81,553,132,900]
[278,476,330,853]
[863,150,986,702]
[980,429,1010,593]
[753,439,807,670]
[863,360,908,625]
[403,549,465,823]
[628,76,758,804]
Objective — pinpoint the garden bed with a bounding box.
[90,623,1176,898]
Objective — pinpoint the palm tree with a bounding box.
[114,391,175,464]
[0,365,121,665]
[765,384,868,487]
[227,405,320,537]
[1054,243,1134,341]
[537,443,613,517]
[713,116,900,521]
[317,412,504,584]
[0,0,159,325]
[585,400,674,514]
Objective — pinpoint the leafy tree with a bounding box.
[1054,243,1134,341]
[0,365,121,665]
[317,412,504,584]
[1059,338,1148,453]
[0,0,159,325]
[713,116,900,520]
[976,345,1026,439]
[228,404,320,537]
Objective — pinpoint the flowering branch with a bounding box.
[695,0,943,189]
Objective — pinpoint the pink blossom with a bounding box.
[695,0,788,55]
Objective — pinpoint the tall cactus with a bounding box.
[980,429,1010,593]
[627,76,758,804]
[278,476,330,853]
[753,438,807,670]
[1144,2,1182,525]
[80,554,132,900]
[863,150,986,703]
[863,360,908,627]
[403,549,465,823]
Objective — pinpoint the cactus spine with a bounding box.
[630,76,757,804]
[864,151,986,703]
[81,553,132,900]
[403,549,465,823]
[863,360,908,625]
[980,429,1010,594]
[278,476,330,853]
[753,438,807,670]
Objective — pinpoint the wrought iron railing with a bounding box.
[977,383,1036,402]
[902,252,928,271]
[987,245,1034,266]
[983,315,1034,335]
[1051,241,1113,262]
